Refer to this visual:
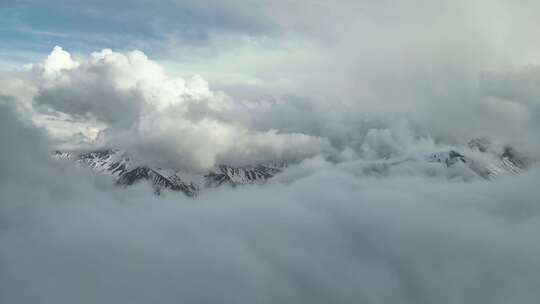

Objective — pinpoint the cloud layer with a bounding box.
[1,102,540,304]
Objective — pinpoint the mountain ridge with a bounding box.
[52,149,286,196]
[51,138,529,196]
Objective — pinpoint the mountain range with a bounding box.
[52,149,286,196]
[51,138,529,196]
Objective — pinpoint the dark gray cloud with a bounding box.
[0,102,49,183]
[34,78,143,128]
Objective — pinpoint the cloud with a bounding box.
[478,65,540,154]
[43,46,80,76]
[4,0,540,165]
[1,102,540,304]
[0,103,49,184]
[6,47,332,170]
[3,42,540,170]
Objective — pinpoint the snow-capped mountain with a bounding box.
[205,164,284,187]
[51,149,285,196]
[425,148,522,179]
[51,138,529,196]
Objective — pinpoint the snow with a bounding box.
[50,142,527,195]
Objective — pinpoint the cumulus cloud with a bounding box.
[159,0,540,157]
[43,46,80,77]
[1,102,540,304]
[4,47,333,170]
[5,0,540,168]
[3,44,540,171]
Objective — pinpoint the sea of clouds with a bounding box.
[1,91,540,303]
[1,41,540,304]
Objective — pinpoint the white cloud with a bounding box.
[9,47,333,170]
[43,46,79,78]
[3,43,540,170]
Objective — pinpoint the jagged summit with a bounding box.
[427,150,467,167]
[205,164,284,187]
[51,140,530,196]
[51,149,285,196]
[117,166,199,196]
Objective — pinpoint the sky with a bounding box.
[1,1,540,303]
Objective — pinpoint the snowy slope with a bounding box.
[51,149,284,196]
[51,138,529,196]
